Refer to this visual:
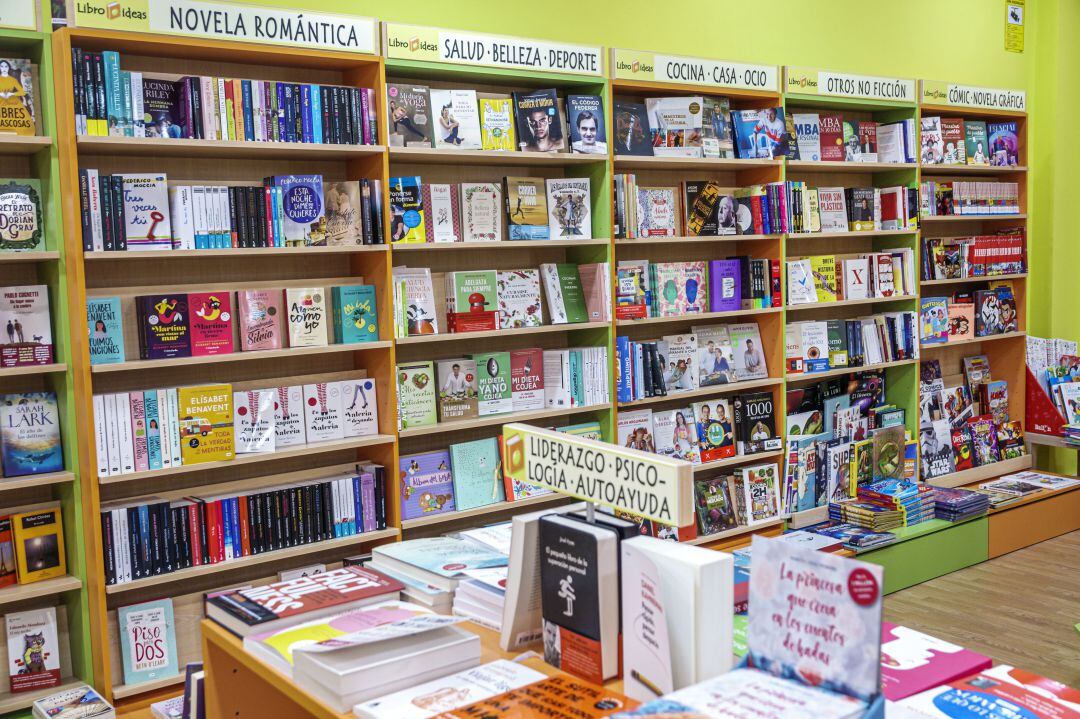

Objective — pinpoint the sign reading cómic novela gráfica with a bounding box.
[921,80,1026,112]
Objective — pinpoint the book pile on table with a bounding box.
[969,486,1023,508]
[857,478,937,527]
[828,498,906,531]
[32,686,115,719]
[932,487,991,522]
[803,521,897,551]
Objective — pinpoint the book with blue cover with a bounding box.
[331,285,378,343]
[118,598,179,686]
[449,437,506,511]
[268,174,325,246]
[87,297,125,365]
[399,450,456,521]
[0,392,63,476]
[372,536,508,578]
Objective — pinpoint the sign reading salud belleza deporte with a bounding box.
[786,67,915,104]
[921,80,1025,112]
[71,0,377,55]
[384,23,602,77]
[502,423,693,527]
[612,48,778,92]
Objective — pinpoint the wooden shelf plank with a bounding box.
[786,294,916,311]
[0,575,82,609]
[0,135,52,155]
[76,135,386,160]
[396,321,610,345]
[787,229,916,240]
[399,403,608,439]
[612,156,781,171]
[98,434,395,485]
[90,341,391,374]
[85,245,388,260]
[787,506,829,529]
[919,163,1027,175]
[920,330,1026,351]
[616,306,782,328]
[0,679,84,714]
[685,518,784,545]
[400,493,567,530]
[921,273,1027,286]
[389,146,604,167]
[616,234,779,245]
[104,528,400,595]
[788,160,917,173]
[785,358,919,383]
[0,362,67,377]
[924,454,1033,488]
[618,377,783,409]
[693,449,784,475]
[112,672,185,700]
[1,470,75,492]
[919,213,1027,222]
[0,251,61,263]
[391,239,610,251]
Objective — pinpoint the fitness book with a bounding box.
[479,95,516,151]
[387,84,434,148]
[513,89,565,153]
[504,177,549,240]
[430,89,481,150]
[389,176,426,243]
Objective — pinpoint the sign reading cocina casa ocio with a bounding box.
[502,423,693,527]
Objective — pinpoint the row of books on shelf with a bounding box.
[391,263,608,338]
[919,283,1019,344]
[87,286,378,365]
[919,356,1025,479]
[786,312,918,375]
[70,48,378,145]
[100,464,388,585]
[390,175,593,243]
[921,230,1026,280]
[616,258,779,320]
[791,112,917,163]
[615,322,770,402]
[0,504,66,587]
[919,180,1021,216]
[0,285,53,368]
[0,393,63,478]
[78,172,385,251]
[397,347,609,430]
[692,464,785,534]
[786,183,918,234]
[919,116,1019,167]
[388,85,606,154]
[616,101,794,160]
[0,179,46,253]
[92,379,379,478]
[786,249,916,305]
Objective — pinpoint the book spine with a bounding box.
[112,175,127,251]
[92,394,109,478]
[98,174,114,251]
[242,80,254,141]
[129,392,148,473]
[71,48,85,135]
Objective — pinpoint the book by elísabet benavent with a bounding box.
[87,297,125,365]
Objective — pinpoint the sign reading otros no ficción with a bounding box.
[786,68,914,104]
[384,24,602,77]
[921,80,1026,112]
[73,0,377,55]
[612,49,778,92]
[502,423,693,527]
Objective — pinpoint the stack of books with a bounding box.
[969,487,1023,509]
[857,478,937,527]
[803,521,897,551]
[828,499,906,531]
[932,487,991,522]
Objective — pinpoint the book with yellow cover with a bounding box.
[479,96,516,151]
[11,504,65,584]
[811,255,838,303]
[177,384,234,465]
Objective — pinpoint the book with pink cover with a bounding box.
[189,291,235,356]
[237,289,284,351]
[879,621,992,700]
[899,664,1080,718]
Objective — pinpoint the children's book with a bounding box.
[399,450,456,520]
[118,599,179,686]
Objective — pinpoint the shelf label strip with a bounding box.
[384,23,603,77]
[72,0,378,55]
[785,67,915,103]
[921,80,1026,111]
[613,48,778,92]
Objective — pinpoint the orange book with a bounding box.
[232,79,245,141]
[430,675,637,718]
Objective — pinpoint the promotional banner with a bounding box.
[502,423,693,527]
[72,0,377,55]
[921,80,1026,112]
[0,0,36,30]
[786,67,915,104]
[384,24,602,77]
[612,48,778,92]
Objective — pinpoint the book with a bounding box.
[32,685,114,719]
[273,385,306,447]
[540,263,588,324]
[142,77,179,138]
[86,297,125,365]
[473,351,512,416]
[118,599,179,685]
[731,107,788,159]
[708,260,741,312]
[237,289,283,351]
[653,261,707,316]
[150,697,183,719]
[879,622,992,701]
[920,297,949,344]
[6,607,60,693]
[694,476,739,534]
[568,95,607,155]
[899,665,1080,718]
[396,361,437,430]
[0,179,44,251]
[0,59,37,136]
[618,409,655,451]
[510,348,544,411]
[636,186,679,237]
[700,96,734,158]
[693,399,735,463]
[514,89,565,153]
[787,258,817,304]
[546,178,592,239]
[332,285,378,343]
[427,675,636,718]
[176,384,233,464]
[739,464,781,525]
[965,120,989,165]
[811,255,838,302]
[340,378,379,438]
[303,382,344,443]
[386,84,433,148]
[372,537,507,591]
[940,117,966,164]
[0,284,53,367]
[120,174,172,250]
[504,177,549,240]
[613,101,652,156]
[233,389,275,454]
[683,180,734,236]
[430,89,481,150]
[694,325,736,386]
[450,437,505,511]
[728,322,768,380]
[10,505,65,583]
[137,295,191,359]
[479,96,515,151]
[400,451,456,521]
[1,392,63,477]
[647,96,704,157]
[459,183,502,242]
[817,113,844,162]
[817,187,848,232]
[188,291,234,356]
[988,122,1019,166]
[920,116,944,164]
[323,181,365,245]
[733,390,779,455]
[285,287,329,347]
[497,270,543,329]
[271,174,325,246]
[394,267,439,335]
[653,408,700,463]
[793,113,822,161]
[437,358,479,422]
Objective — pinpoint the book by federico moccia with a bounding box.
[120,174,172,250]
[6,607,61,693]
[274,175,326,246]
[1,392,63,477]
[118,599,179,686]
[0,59,37,136]
[0,284,53,367]
[0,179,43,252]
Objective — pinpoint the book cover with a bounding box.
[118,599,179,686]
[694,324,736,386]
[513,89,565,153]
[733,391,779,455]
[613,102,652,156]
[0,284,53,367]
[683,180,733,236]
[701,95,734,158]
[920,116,944,164]
[445,270,498,328]
[10,506,65,584]
[846,187,875,231]
[695,476,738,533]
[450,437,505,511]
[740,464,781,525]
[816,187,848,232]
[568,95,607,155]
[120,174,173,250]
[0,517,14,587]
[479,96,515,151]
[396,361,437,430]
[323,181,365,245]
[504,177,549,240]
[920,297,949,344]
[285,287,329,347]
[792,113,821,161]
[399,450,456,520]
[579,263,609,322]
[31,686,113,719]
[0,59,37,136]
[6,607,60,693]
[653,261,706,316]
[87,297,125,365]
[459,183,502,242]
[273,385,306,447]
[437,358,479,422]
[660,333,698,392]
[188,291,234,356]
[693,398,736,463]
[731,107,788,159]
[386,84,433,148]
[810,255,838,302]
[618,409,655,452]
[653,408,700,463]
[233,389,275,454]
[880,622,992,701]
[546,178,592,239]
[946,302,973,342]
[0,179,43,251]
[0,392,63,476]
[332,285,379,344]
[964,120,989,165]
[389,176,426,243]
[303,382,344,443]
[987,122,1019,166]
[540,263,588,324]
[787,259,818,305]
[272,174,325,246]
[636,186,679,237]
[473,351,512,416]
[137,295,191,360]
[142,77,181,138]
[428,675,635,718]
[496,270,543,329]
[899,665,1080,718]
[818,113,844,162]
[728,322,768,380]
[177,384,233,464]
[708,260,741,312]
[647,96,704,157]
[394,267,439,335]
[423,182,461,243]
[510,348,544,411]
[340,378,379,438]
[237,289,284,351]
[430,89,481,150]
[919,419,955,480]
[940,117,966,164]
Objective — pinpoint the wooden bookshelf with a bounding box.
[398,403,608,439]
[921,273,1027,286]
[0,679,85,715]
[787,229,915,240]
[919,163,1028,175]
[615,305,782,327]
[615,233,779,245]
[112,673,185,700]
[693,449,785,474]
[685,517,784,545]
[787,160,917,173]
[0,470,77,493]
[388,146,604,167]
[395,321,610,344]
[0,361,67,377]
[89,341,392,374]
[0,134,53,154]
[0,250,61,262]
[785,294,917,311]
[392,239,610,251]
[920,330,1026,350]
[84,245,390,259]
[919,213,1027,223]
[400,492,566,530]
[0,575,83,609]
[785,358,919,383]
[618,377,784,408]
[924,454,1033,488]
[77,135,387,160]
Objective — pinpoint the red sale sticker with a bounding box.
[847,568,879,606]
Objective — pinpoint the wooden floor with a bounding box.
[885,530,1080,687]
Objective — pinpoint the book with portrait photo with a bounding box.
[513,89,565,153]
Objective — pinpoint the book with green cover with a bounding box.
[331,285,378,343]
[471,351,512,416]
[445,270,498,316]
[540,263,588,324]
[449,437,506,510]
[0,179,44,252]
[396,361,437,430]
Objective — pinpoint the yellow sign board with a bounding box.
[921,80,1026,112]
[1005,0,1025,53]
[0,0,37,30]
[612,48,778,92]
[785,67,915,104]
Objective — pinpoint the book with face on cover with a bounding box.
[437,358,479,422]
[386,84,433,148]
[87,297,125,365]
[546,178,592,239]
[430,89,481,150]
[513,89,566,153]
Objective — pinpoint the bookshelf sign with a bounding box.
[72,0,378,55]
[921,80,1026,111]
[384,24,602,77]
[613,49,778,92]
[0,0,36,30]
[786,67,915,103]
[502,423,693,527]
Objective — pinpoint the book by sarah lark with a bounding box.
[1,392,63,477]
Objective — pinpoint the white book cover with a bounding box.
[6,607,61,693]
[167,186,194,250]
[459,183,502,242]
[113,392,135,474]
[645,96,704,158]
[92,394,109,478]
[542,349,571,408]
[661,333,698,392]
[85,168,103,251]
[496,270,543,329]
[130,72,145,137]
[216,78,228,140]
[427,184,459,243]
[339,379,379,437]
[200,77,215,140]
[785,324,804,375]
[430,89,482,150]
[274,385,307,447]
[303,382,344,443]
[393,267,440,336]
[285,287,329,347]
[157,389,172,468]
[800,321,829,373]
[878,122,905,163]
[728,322,768,380]
[617,408,655,452]
[843,258,870,300]
[545,178,592,239]
[792,113,821,162]
[166,388,182,468]
[120,174,172,250]
[816,187,849,233]
[538,263,568,325]
[233,390,275,454]
[787,259,818,304]
[652,408,700,464]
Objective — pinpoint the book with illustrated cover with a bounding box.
[731,107,789,159]
[270,174,325,246]
[233,389,275,454]
[137,294,190,359]
[504,177,549,240]
[996,420,1026,459]
[513,89,565,153]
[142,77,179,138]
[947,301,973,341]
[473,351,512,417]
[653,261,707,316]
[6,607,60,693]
[450,437,505,511]
[613,101,652,156]
[567,95,607,155]
[967,415,999,465]
[399,450,456,520]
[118,599,179,686]
[879,622,992,701]
[708,259,741,312]
[445,270,497,330]
[437,358,478,422]
[386,84,433,148]
[546,178,592,239]
[739,464,781,525]
[237,290,284,352]
[393,267,439,336]
[0,179,43,251]
[940,118,966,164]
[479,95,515,151]
[683,180,734,236]
[32,685,114,719]
[920,116,944,164]
[693,398,736,463]
[396,361,437,430]
[695,476,738,534]
[422,183,461,243]
[429,675,635,718]
[303,381,344,443]
[987,122,1019,166]
[1,392,63,477]
[733,390,780,455]
[273,385,306,447]
[323,181,365,245]
[787,259,817,304]
[646,96,703,157]
[920,297,949,344]
[540,263,587,324]
[430,88,481,150]
[810,255,838,302]
[177,384,233,464]
[86,297,125,364]
[496,269,543,328]
[120,174,172,250]
[10,506,64,585]
[285,287,328,347]
[389,176,426,243]
[340,378,379,438]
[459,183,502,242]
[332,285,379,344]
[964,120,989,165]
[188,291,233,356]
[919,419,955,480]
[0,59,37,136]
[0,284,53,367]
[635,186,679,237]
